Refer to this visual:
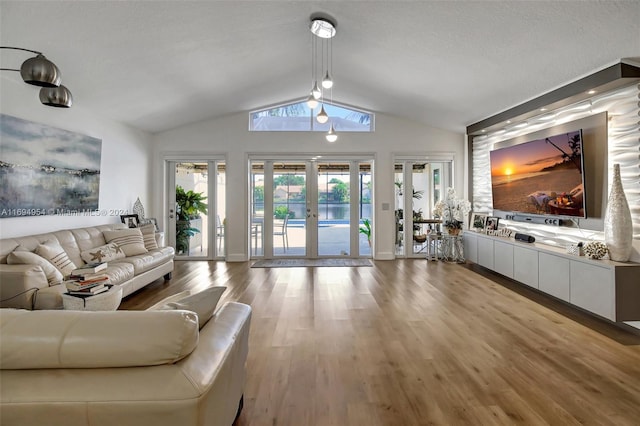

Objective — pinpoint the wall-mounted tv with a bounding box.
[490,130,586,218]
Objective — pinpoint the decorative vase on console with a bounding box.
[603,163,633,262]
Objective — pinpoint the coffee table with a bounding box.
[62,285,123,311]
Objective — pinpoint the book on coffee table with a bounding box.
[65,278,109,291]
[66,284,109,297]
[71,262,107,275]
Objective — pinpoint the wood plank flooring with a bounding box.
[120,260,640,426]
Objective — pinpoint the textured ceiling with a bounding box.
[1,1,639,134]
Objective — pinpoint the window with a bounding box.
[249,100,373,132]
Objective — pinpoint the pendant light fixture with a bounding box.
[40,85,74,108]
[308,15,337,139]
[306,92,319,109]
[316,104,329,124]
[306,28,321,109]
[19,53,61,87]
[326,123,338,142]
[325,76,338,142]
[0,46,73,107]
[322,35,333,89]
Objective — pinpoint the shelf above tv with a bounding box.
[466,60,640,136]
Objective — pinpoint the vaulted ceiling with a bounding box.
[1,1,638,134]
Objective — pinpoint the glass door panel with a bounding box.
[358,163,372,256]
[317,162,351,256]
[273,163,306,257]
[411,163,430,256]
[175,162,209,258]
[394,163,405,256]
[216,162,226,257]
[250,162,265,257]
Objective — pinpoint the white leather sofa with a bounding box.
[0,302,252,426]
[0,223,174,310]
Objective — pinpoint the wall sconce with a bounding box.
[0,46,73,108]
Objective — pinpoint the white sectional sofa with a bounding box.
[0,223,174,310]
[0,301,252,426]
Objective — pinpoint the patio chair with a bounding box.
[274,215,289,252]
[216,215,225,251]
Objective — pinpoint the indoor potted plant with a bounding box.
[433,187,471,235]
[359,218,372,246]
[175,185,208,254]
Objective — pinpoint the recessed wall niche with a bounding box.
[470,83,639,249]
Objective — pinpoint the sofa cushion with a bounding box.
[101,262,135,285]
[140,224,159,250]
[6,251,64,286]
[0,264,48,309]
[0,241,19,264]
[103,229,147,256]
[0,309,199,369]
[80,242,126,264]
[146,290,193,311]
[117,246,174,275]
[34,240,77,277]
[148,287,226,329]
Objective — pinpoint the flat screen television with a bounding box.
[489,129,586,218]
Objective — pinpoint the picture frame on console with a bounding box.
[120,214,139,228]
[469,212,488,232]
[485,216,500,232]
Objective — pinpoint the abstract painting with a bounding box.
[0,114,102,218]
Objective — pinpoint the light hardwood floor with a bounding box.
[120,259,640,426]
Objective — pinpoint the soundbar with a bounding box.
[512,215,563,226]
[515,233,535,243]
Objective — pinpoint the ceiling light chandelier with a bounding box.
[0,46,73,108]
[307,15,337,141]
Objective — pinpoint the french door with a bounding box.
[394,156,453,258]
[166,159,226,260]
[250,157,372,259]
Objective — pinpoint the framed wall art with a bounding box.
[0,114,102,218]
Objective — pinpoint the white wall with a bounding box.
[153,111,465,261]
[0,77,153,238]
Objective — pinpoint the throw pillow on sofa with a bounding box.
[7,250,64,286]
[139,224,159,250]
[80,242,126,264]
[148,286,226,329]
[103,229,148,257]
[35,240,77,277]
[145,290,193,311]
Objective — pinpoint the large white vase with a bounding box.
[604,164,633,262]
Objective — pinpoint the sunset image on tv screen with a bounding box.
[489,130,585,217]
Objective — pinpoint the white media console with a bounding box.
[462,231,640,322]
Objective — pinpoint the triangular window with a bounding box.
[250,100,373,132]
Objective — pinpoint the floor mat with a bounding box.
[251,258,373,268]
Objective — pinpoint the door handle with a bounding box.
[169,214,174,219]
